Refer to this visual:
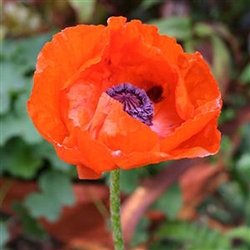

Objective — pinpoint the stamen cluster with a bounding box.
[106,83,154,126]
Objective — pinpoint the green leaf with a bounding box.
[149,17,192,41]
[1,137,43,179]
[184,39,196,53]
[246,192,250,226]
[211,35,231,92]
[24,193,60,221]
[1,90,11,115]
[226,226,250,244]
[2,33,53,72]
[152,183,182,219]
[0,61,28,114]
[236,153,250,185]
[218,136,233,165]
[12,203,48,240]
[217,182,246,218]
[13,93,42,144]
[0,222,10,248]
[131,218,149,247]
[0,93,42,146]
[155,220,231,249]
[150,241,181,250]
[240,63,250,85]
[120,169,140,194]
[119,161,171,194]
[33,141,73,173]
[219,108,236,124]
[39,170,75,206]
[1,33,53,115]
[239,123,250,153]
[194,22,215,37]
[140,0,163,10]
[24,170,75,221]
[69,0,96,23]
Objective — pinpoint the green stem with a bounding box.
[110,169,125,250]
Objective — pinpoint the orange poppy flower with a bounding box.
[27,16,222,179]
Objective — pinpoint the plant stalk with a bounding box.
[110,169,125,250]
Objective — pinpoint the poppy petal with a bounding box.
[27,17,222,179]
[107,16,184,65]
[100,100,159,154]
[88,92,160,154]
[151,86,183,138]
[104,17,179,92]
[27,24,108,144]
[175,52,221,120]
[115,151,168,170]
[76,165,102,179]
[54,127,116,177]
[76,130,116,174]
[161,110,220,154]
[167,117,221,158]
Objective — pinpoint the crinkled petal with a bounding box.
[99,100,159,155]
[27,24,108,144]
[54,127,116,175]
[88,93,160,155]
[107,16,184,65]
[167,117,221,158]
[115,151,168,170]
[161,110,220,153]
[175,52,222,120]
[76,165,102,179]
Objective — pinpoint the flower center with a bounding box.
[106,83,154,126]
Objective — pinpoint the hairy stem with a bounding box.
[110,169,125,250]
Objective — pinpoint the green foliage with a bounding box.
[151,220,231,250]
[193,22,215,37]
[12,203,48,240]
[150,17,192,41]
[152,183,183,220]
[120,168,141,194]
[1,61,27,114]
[210,34,231,88]
[219,108,236,124]
[240,63,250,85]
[198,179,250,246]
[2,34,53,72]
[1,137,43,179]
[226,226,250,245]
[131,218,150,247]
[0,93,42,146]
[140,0,163,10]
[0,222,10,248]
[198,181,246,227]
[1,33,53,114]
[33,141,74,173]
[120,162,170,194]
[239,123,250,153]
[69,0,96,23]
[1,31,77,239]
[24,170,75,221]
[217,136,233,164]
[236,153,250,186]
[1,32,53,146]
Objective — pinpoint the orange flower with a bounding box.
[27,16,222,179]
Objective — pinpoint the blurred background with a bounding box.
[1,0,250,249]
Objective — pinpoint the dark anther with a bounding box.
[146,85,164,103]
[106,83,154,126]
